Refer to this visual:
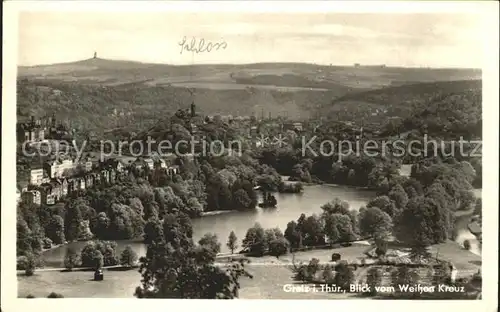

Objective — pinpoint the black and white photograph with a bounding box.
[2,1,498,309]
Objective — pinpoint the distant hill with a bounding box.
[18,58,481,90]
[320,79,482,138]
[17,58,482,135]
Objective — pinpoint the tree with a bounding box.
[269,237,289,258]
[388,184,409,210]
[46,215,65,245]
[227,231,238,254]
[284,221,302,249]
[402,178,424,198]
[264,228,284,248]
[143,218,163,245]
[17,216,34,256]
[64,202,83,242]
[80,241,107,268]
[359,207,393,240]
[135,212,252,298]
[300,215,325,246]
[42,237,53,249]
[198,233,221,255]
[24,253,37,276]
[78,219,94,241]
[103,241,121,266]
[366,267,382,296]
[186,197,204,216]
[321,198,350,215]
[94,212,110,239]
[242,223,267,256]
[64,247,81,270]
[396,196,450,247]
[120,245,139,267]
[233,189,252,210]
[92,250,104,269]
[323,213,356,243]
[366,196,397,217]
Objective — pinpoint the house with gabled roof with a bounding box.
[22,190,41,205]
[30,168,45,186]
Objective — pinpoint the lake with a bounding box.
[41,184,482,268]
[41,183,375,267]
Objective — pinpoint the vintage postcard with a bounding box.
[2,1,498,311]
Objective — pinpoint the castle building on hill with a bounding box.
[17,114,72,144]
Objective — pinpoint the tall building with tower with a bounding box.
[190,101,196,117]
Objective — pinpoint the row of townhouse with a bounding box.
[23,166,124,205]
[21,154,184,206]
[30,157,93,186]
[129,156,180,175]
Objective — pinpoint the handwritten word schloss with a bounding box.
[178,36,227,54]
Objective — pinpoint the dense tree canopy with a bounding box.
[135,212,251,298]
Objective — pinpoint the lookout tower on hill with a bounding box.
[93,52,97,59]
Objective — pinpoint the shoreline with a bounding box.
[200,210,235,217]
[283,178,374,190]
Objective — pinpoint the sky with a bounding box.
[18,11,484,68]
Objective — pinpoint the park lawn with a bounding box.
[239,265,355,299]
[18,245,369,299]
[18,269,142,298]
[427,240,481,276]
[18,243,478,299]
[17,267,353,299]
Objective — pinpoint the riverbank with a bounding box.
[200,210,235,217]
[285,177,373,190]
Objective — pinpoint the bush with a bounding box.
[463,240,471,250]
[331,253,341,262]
[120,245,139,267]
[17,256,28,270]
[24,254,37,276]
[47,292,64,298]
[26,294,36,298]
[269,237,289,258]
[64,247,81,270]
[42,237,53,249]
[81,240,118,268]
[293,258,321,282]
